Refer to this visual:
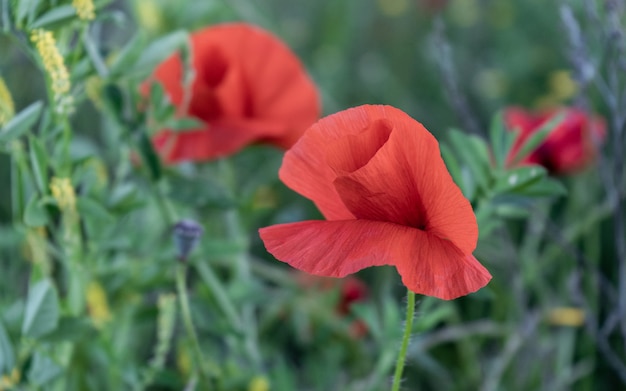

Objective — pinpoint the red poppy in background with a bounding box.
[149,23,320,163]
[259,105,491,300]
[505,107,605,175]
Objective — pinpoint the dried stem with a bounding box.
[431,17,483,136]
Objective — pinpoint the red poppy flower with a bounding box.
[505,107,605,175]
[149,23,320,163]
[259,105,491,300]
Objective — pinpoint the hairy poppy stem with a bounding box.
[391,289,416,391]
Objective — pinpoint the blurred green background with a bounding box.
[1,0,622,390]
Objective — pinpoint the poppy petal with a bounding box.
[199,23,320,148]
[280,107,383,220]
[150,23,320,163]
[280,105,416,220]
[153,118,288,163]
[259,219,491,300]
[326,105,478,254]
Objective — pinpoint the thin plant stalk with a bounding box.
[175,263,219,384]
[391,289,416,391]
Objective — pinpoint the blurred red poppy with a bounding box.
[505,107,605,175]
[149,23,320,163]
[260,105,491,300]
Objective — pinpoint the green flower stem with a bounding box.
[391,289,416,391]
[224,210,262,369]
[365,347,396,391]
[194,260,242,330]
[152,180,176,226]
[175,263,219,383]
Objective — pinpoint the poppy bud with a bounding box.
[173,219,203,261]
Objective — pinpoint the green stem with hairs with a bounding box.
[391,289,416,391]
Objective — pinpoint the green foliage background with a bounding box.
[0,0,624,390]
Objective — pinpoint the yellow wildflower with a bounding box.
[248,376,270,391]
[547,307,585,327]
[50,177,76,213]
[135,0,163,33]
[31,29,73,114]
[0,368,20,390]
[549,70,578,101]
[176,343,192,377]
[86,281,112,328]
[72,0,95,21]
[0,77,14,126]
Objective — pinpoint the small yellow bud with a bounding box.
[50,177,76,213]
[0,77,15,126]
[135,0,163,32]
[177,344,192,377]
[248,376,270,391]
[547,307,585,327]
[72,0,95,21]
[549,70,578,101]
[0,368,21,390]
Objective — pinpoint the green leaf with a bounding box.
[29,135,48,194]
[491,195,534,219]
[349,302,383,342]
[167,174,235,208]
[0,320,15,374]
[149,81,165,107]
[103,84,125,123]
[137,130,162,181]
[0,101,43,143]
[516,177,567,197]
[415,301,455,332]
[494,203,531,219]
[381,295,402,340]
[492,166,547,195]
[164,117,204,132]
[22,279,60,339]
[40,317,94,343]
[447,128,492,192]
[510,112,565,165]
[475,203,501,239]
[489,111,518,169]
[108,32,147,77]
[440,143,464,192]
[24,195,49,227]
[28,351,63,386]
[128,30,189,78]
[30,5,76,29]
[77,197,114,222]
[16,0,40,26]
